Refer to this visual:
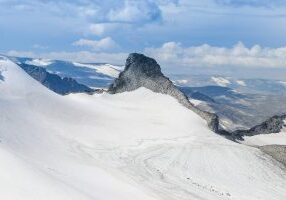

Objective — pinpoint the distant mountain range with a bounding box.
[10,56,122,89]
[180,85,286,131]
[10,56,286,131]
[1,54,286,200]
[171,74,286,95]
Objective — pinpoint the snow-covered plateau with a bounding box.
[1,56,286,200]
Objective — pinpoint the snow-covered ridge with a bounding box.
[211,76,230,87]
[236,80,246,86]
[73,62,121,78]
[25,58,52,66]
[1,56,286,200]
[280,81,286,87]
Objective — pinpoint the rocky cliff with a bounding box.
[108,53,219,132]
[20,63,95,95]
[234,114,286,137]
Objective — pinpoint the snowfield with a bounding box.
[25,58,53,66]
[211,77,231,87]
[1,56,286,200]
[73,62,121,78]
[243,128,286,146]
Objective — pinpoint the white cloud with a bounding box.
[88,23,120,36]
[6,50,127,64]
[32,44,48,50]
[7,41,286,71]
[89,24,106,36]
[108,0,161,23]
[144,41,286,68]
[72,37,117,51]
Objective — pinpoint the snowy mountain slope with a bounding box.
[72,62,121,78]
[1,56,286,200]
[242,118,286,146]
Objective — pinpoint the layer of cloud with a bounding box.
[144,42,286,68]
[215,0,286,8]
[6,50,127,65]
[7,42,286,69]
[88,23,121,36]
[0,0,164,24]
[108,0,161,23]
[72,37,117,51]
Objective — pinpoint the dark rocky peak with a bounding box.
[108,53,219,133]
[19,63,96,95]
[124,53,163,77]
[234,114,286,137]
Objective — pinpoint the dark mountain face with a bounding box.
[178,83,286,132]
[9,56,121,89]
[234,115,286,137]
[0,73,4,81]
[19,63,95,95]
[179,87,215,103]
[108,53,220,133]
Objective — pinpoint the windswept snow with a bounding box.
[236,80,246,86]
[243,120,286,146]
[211,77,230,87]
[177,79,188,84]
[190,99,203,106]
[279,81,286,87]
[1,57,286,200]
[73,62,120,78]
[25,58,52,66]
[243,131,286,146]
[95,64,120,77]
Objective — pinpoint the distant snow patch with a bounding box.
[190,99,202,106]
[243,131,286,146]
[176,79,188,84]
[73,62,120,78]
[0,57,8,81]
[279,81,286,87]
[72,62,94,68]
[211,77,230,87]
[25,59,52,67]
[96,64,120,78]
[236,80,246,86]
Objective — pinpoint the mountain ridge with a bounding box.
[108,53,219,132]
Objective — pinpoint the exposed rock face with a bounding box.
[234,114,286,137]
[108,53,219,132]
[259,145,286,166]
[20,63,96,95]
[179,87,215,103]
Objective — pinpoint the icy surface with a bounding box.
[73,62,120,78]
[211,77,230,87]
[243,121,286,146]
[25,58,52,66]
[1,57,286,200]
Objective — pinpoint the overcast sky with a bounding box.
[1,0,286,78]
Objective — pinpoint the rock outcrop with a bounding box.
[108,53,219,132]
[234,114,286,137]
[20,63,96,95]
[259,145,286,166]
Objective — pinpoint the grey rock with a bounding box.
[179,87,215,103]
[259,145,286,166]
[0,73,4,81]
[234,114,286,137]
[108,53,219,132]
[19,63,96,95]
